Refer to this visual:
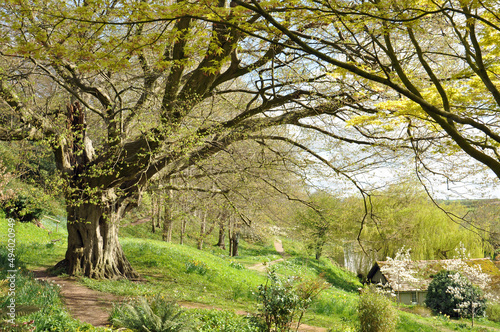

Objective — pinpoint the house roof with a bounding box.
[367,258,500,294]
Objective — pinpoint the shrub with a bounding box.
[110,295,190,332]
[1,193,44,222]
[257,270,298,331]
[0,180,63,223]
[256,269,327,332]
[425,270,486,318]
[358,286,398,332]
[486,303,500,322]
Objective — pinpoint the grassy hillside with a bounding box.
[1,216,500,331]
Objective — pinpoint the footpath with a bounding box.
[32,239,328,331]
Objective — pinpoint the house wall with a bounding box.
[370,270,387,284]
[398,291,428,305]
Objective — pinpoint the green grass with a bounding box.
[397,310,500,331]
[0,216,67,269]
[77,234,365,329]
[0,250,108,331]
[187,309,259,331]
[272,257,361,292]
[3,217,500,331]
[81,237,266,309]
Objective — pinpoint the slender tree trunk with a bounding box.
[197,211,206,250]
[228,217,233,256]
[315,239,325,260]
[231,230,239,257]
[180,218,187,245]
[151,193,158,233]
[315,249,322,260]
[64,197,138,279]
[162,199,173,242]
[228,217,239,257]
[216,220,226,249]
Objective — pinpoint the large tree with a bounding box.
[235,0,500,192]
[0,0,367,278]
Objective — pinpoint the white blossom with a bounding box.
[383,246,419,303]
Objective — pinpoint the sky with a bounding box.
[307,150,500,201]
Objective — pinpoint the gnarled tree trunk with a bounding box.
[53,102,139,279]
[64,195,138,279]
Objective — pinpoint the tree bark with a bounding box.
[162,197,173,242]
[152,193,158,233]
[231,230,239,257]
[197,211,206,250]
[180,218,187,245]
[216,220,226,249]
[228,217,239,257]
[53,102,138,279]
[64,198,138,279]
[315,245,323,260]
[228,217,233,255]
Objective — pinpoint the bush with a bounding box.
[1,193,43,222]
[0,180,63,222]
[486,303,500,322]
[256,269,327,332]
[358,286,398,332]
[110,295,191,332]
[425,270,486,318]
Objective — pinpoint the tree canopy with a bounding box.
[235,0,500,188]
[3,0,499,279]
[0,0,374,278]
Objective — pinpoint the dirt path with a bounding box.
[33,269,121,327]
[30,240,329,331]
[247,239,285,272]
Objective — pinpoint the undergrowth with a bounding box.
[110,295,190,332]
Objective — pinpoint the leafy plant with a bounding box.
[256,269,327,332]
[229,261,244,270]
[0,192,44,222]
[358,286,398,332]
[425,270,486,320]
[185,260,209,275]
[110,295,190,332]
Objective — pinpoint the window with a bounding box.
[411,292,417,304]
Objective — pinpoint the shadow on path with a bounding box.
[33,269,121,327]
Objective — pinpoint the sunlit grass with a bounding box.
[82,237,266,310]
[0,216,66,269]
[2,217,500,331]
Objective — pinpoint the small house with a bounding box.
[367,258,500,306]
